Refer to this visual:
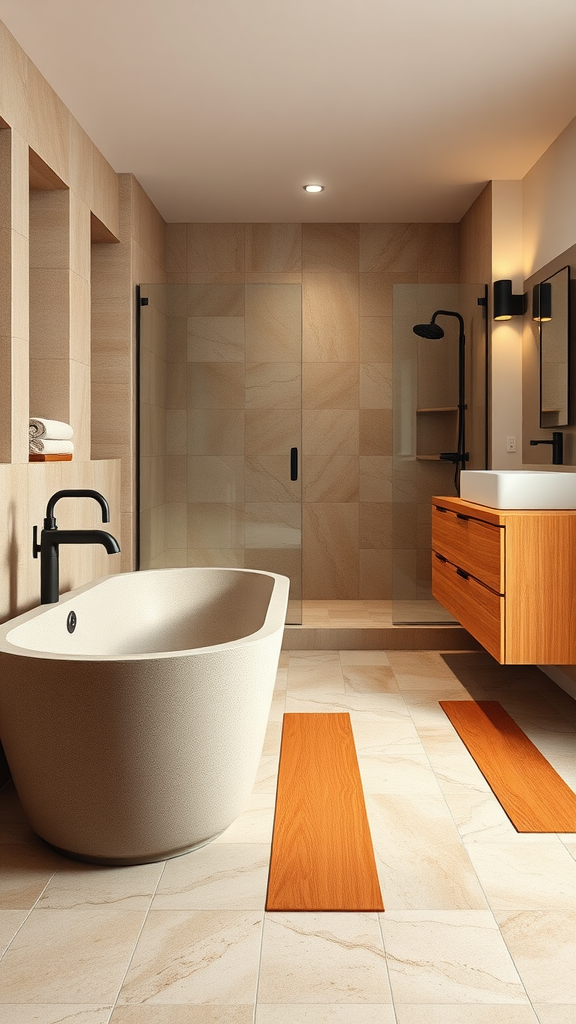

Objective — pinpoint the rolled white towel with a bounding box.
[29,417,74,440]
[29,438,74,455]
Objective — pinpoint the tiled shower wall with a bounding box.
[164,222,459,599]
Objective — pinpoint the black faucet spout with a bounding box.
[44,489,111,529]
[34,490,120,604]
[529,431,564,465]
[49,529,121,553]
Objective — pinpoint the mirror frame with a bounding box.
[537,265,571,429]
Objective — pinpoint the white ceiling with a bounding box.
[2,0,576,223]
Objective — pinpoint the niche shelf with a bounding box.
[416,407,458,460]
[28,148,71,436]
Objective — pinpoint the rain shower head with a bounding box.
[412,321,444,340]
[411,306,468,495]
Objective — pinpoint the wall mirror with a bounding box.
[537,265,570,427]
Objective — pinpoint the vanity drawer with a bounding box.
[432,554,503,661]
[432,504,504,593]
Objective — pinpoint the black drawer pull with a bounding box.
[456,513,470,521]
[456,567,470,580]
[435,552,447,562]
[435,506,448,513]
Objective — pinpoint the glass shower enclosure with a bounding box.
[138,282,302,623]
[392,283,488,624]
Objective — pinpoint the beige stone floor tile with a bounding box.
[403,696,468,729]
[257,913,391,1004]
[358,748,442,796]
[339,650,390,665]
[302,613,331,626]
[386,650,459,685]
[284,694,350,714]
[383,911,528,1004]
[394,1006,540,1023]
[422,750,496,797]
[111,1008,253,1023]
[261,721,282,757]
[287,653,345,693]
[443,790,525,844]
[212,795,275,845]
[367,794,489,911]
[499,699,576,737]
[266,691,286,723]
[465,842,576,911]
[0,841,62,910]
[496,911,576,1003]
[351,717,423,755]
[152,844,270,911]
[118,910,262,1005]
[251,755,280,794]
[343,665,400,694]
[346,692,414,724]
[2,1008,113,1024]
[256,1005,396,1023]
[37,860,165,910]
[0,909,28,954]
[0,907,147,1003]
[532,1008,576,1024]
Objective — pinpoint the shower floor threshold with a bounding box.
[283,600,479,651]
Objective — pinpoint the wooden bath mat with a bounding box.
[266,713,384,911]
[440,700,576,832]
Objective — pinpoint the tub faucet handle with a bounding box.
[32,525,41,558]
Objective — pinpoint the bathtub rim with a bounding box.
[0,566,290,662]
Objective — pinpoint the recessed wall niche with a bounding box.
[28,148,71,427]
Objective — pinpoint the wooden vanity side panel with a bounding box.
[504,513,576,664]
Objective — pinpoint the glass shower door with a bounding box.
[138,281,302,624]
[391,282,488,624]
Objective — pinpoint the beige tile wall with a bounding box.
[164,222,460,600]
[0,23,167,608]
[0,25,168,784]
[460,183,492,287]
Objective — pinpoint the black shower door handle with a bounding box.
[290,447,299,481]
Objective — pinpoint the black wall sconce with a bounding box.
[493,280,527,320]
[532,282,552,322]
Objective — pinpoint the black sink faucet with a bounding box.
[33,489,121,604]
[529,431,564,465]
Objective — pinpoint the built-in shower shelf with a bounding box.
[416,407,458,413]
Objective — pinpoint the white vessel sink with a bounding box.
[460,470,576,509]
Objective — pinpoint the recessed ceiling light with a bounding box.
[303,184,324,193]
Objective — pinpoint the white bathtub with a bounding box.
[0,567,289,864]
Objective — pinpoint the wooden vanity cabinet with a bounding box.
[431,495,576,664]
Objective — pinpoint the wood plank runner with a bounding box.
[440,700,576,832]
[266,713,384,911]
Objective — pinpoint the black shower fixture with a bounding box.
[413,309,468,494]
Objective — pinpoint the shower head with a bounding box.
[413,308,465,341]
[413,321,445,340]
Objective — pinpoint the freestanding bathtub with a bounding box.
[0,567,289,864]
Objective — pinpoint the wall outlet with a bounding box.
[506,436,517,453]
